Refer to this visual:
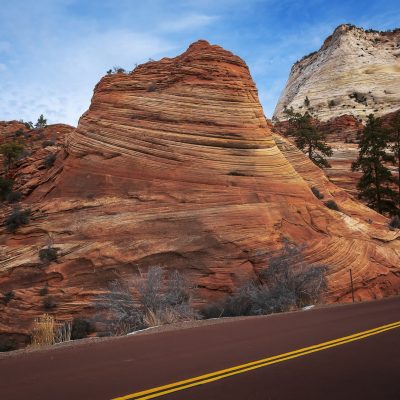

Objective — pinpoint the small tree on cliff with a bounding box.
[0,141,24,170]
[284,108,332,168]
[35,114,47,129]
[352,114,397,214]
[389,112,400,208]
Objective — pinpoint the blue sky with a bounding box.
[0,0,399,126]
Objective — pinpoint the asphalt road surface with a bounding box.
[1,296,399,400]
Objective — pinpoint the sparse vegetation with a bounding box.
[31,314,56,346]
[5,208,30,233]
[39,247,58,264]
[389,112,400,208]
[389,215,400,230]
[107,66,126,74]
[201,241,327,318]
[6,191,22,203]
[42,140,55,148]
[352,114,397,215]
[95,267,196,335]
[0,141,24,170]
[283,108,333,168]
[39,285,48,296]
[0,177,13,201]
[311,186,324,199]
[43,296,57,310]
[324,199,340,211]
[35,114,47,129]
[0,338,17,352]
[31,314,71,347]
[349,92,367,105]
[3,291,15,304]
[44,153,56,168]
[71,317,92,340]
[147,83,157,92]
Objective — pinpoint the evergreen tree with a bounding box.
[0,142,24,170]
[304,96,310,107]
[35,114,47,129]
[351,114,397,214]
[284,108,332,168]
[389,112,400,208]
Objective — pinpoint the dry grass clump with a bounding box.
[31,314,72,347]
[95,267,198,335]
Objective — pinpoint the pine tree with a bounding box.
[351,114,397,214]
[284,108,332,168]
[389,112,400,208]
[0,142,24,170]
[35,114,47,129]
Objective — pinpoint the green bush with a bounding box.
[7,191,22,203]
[71,318,92,340]
[43,296,56,310]
[0,338,17,352]
[44,153,56,168]
[42,140,55,148]
[311,186,324,200]
[39,286,48,296]
[389,215,400,230]
[0,141,24,169]
[3,291,15,304]
[5,208,30,233]
[39,247,58,264]
[0,177,13,201]
[324,200,340,211]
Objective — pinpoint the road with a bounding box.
[0,297,399,400]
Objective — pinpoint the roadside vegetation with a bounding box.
[201,241,327,318]
[23,242,327,348]
[95,267,197,336]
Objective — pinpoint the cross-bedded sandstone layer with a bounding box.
[274,24,400,122]
[1,41,399,346]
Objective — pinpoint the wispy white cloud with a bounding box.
[160,14,218,32]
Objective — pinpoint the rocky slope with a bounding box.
[1,41,399,348]
[274,24,400,121]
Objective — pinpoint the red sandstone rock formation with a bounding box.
[0,41,399,347]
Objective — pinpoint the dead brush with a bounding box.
[31,314,72,347]
[31,314,56,346]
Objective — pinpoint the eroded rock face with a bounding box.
[274,24,400,121]
[1,41,399,345]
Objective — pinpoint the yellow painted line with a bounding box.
[113,320,400,400]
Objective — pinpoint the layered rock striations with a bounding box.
[1,41,399,346]
[274,24,400,122]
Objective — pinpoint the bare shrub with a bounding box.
[201,241,327,318]
[55,321,72,343]
[96,280,145,335]
[95,267,197,335]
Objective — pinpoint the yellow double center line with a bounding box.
[113,320,400,400]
